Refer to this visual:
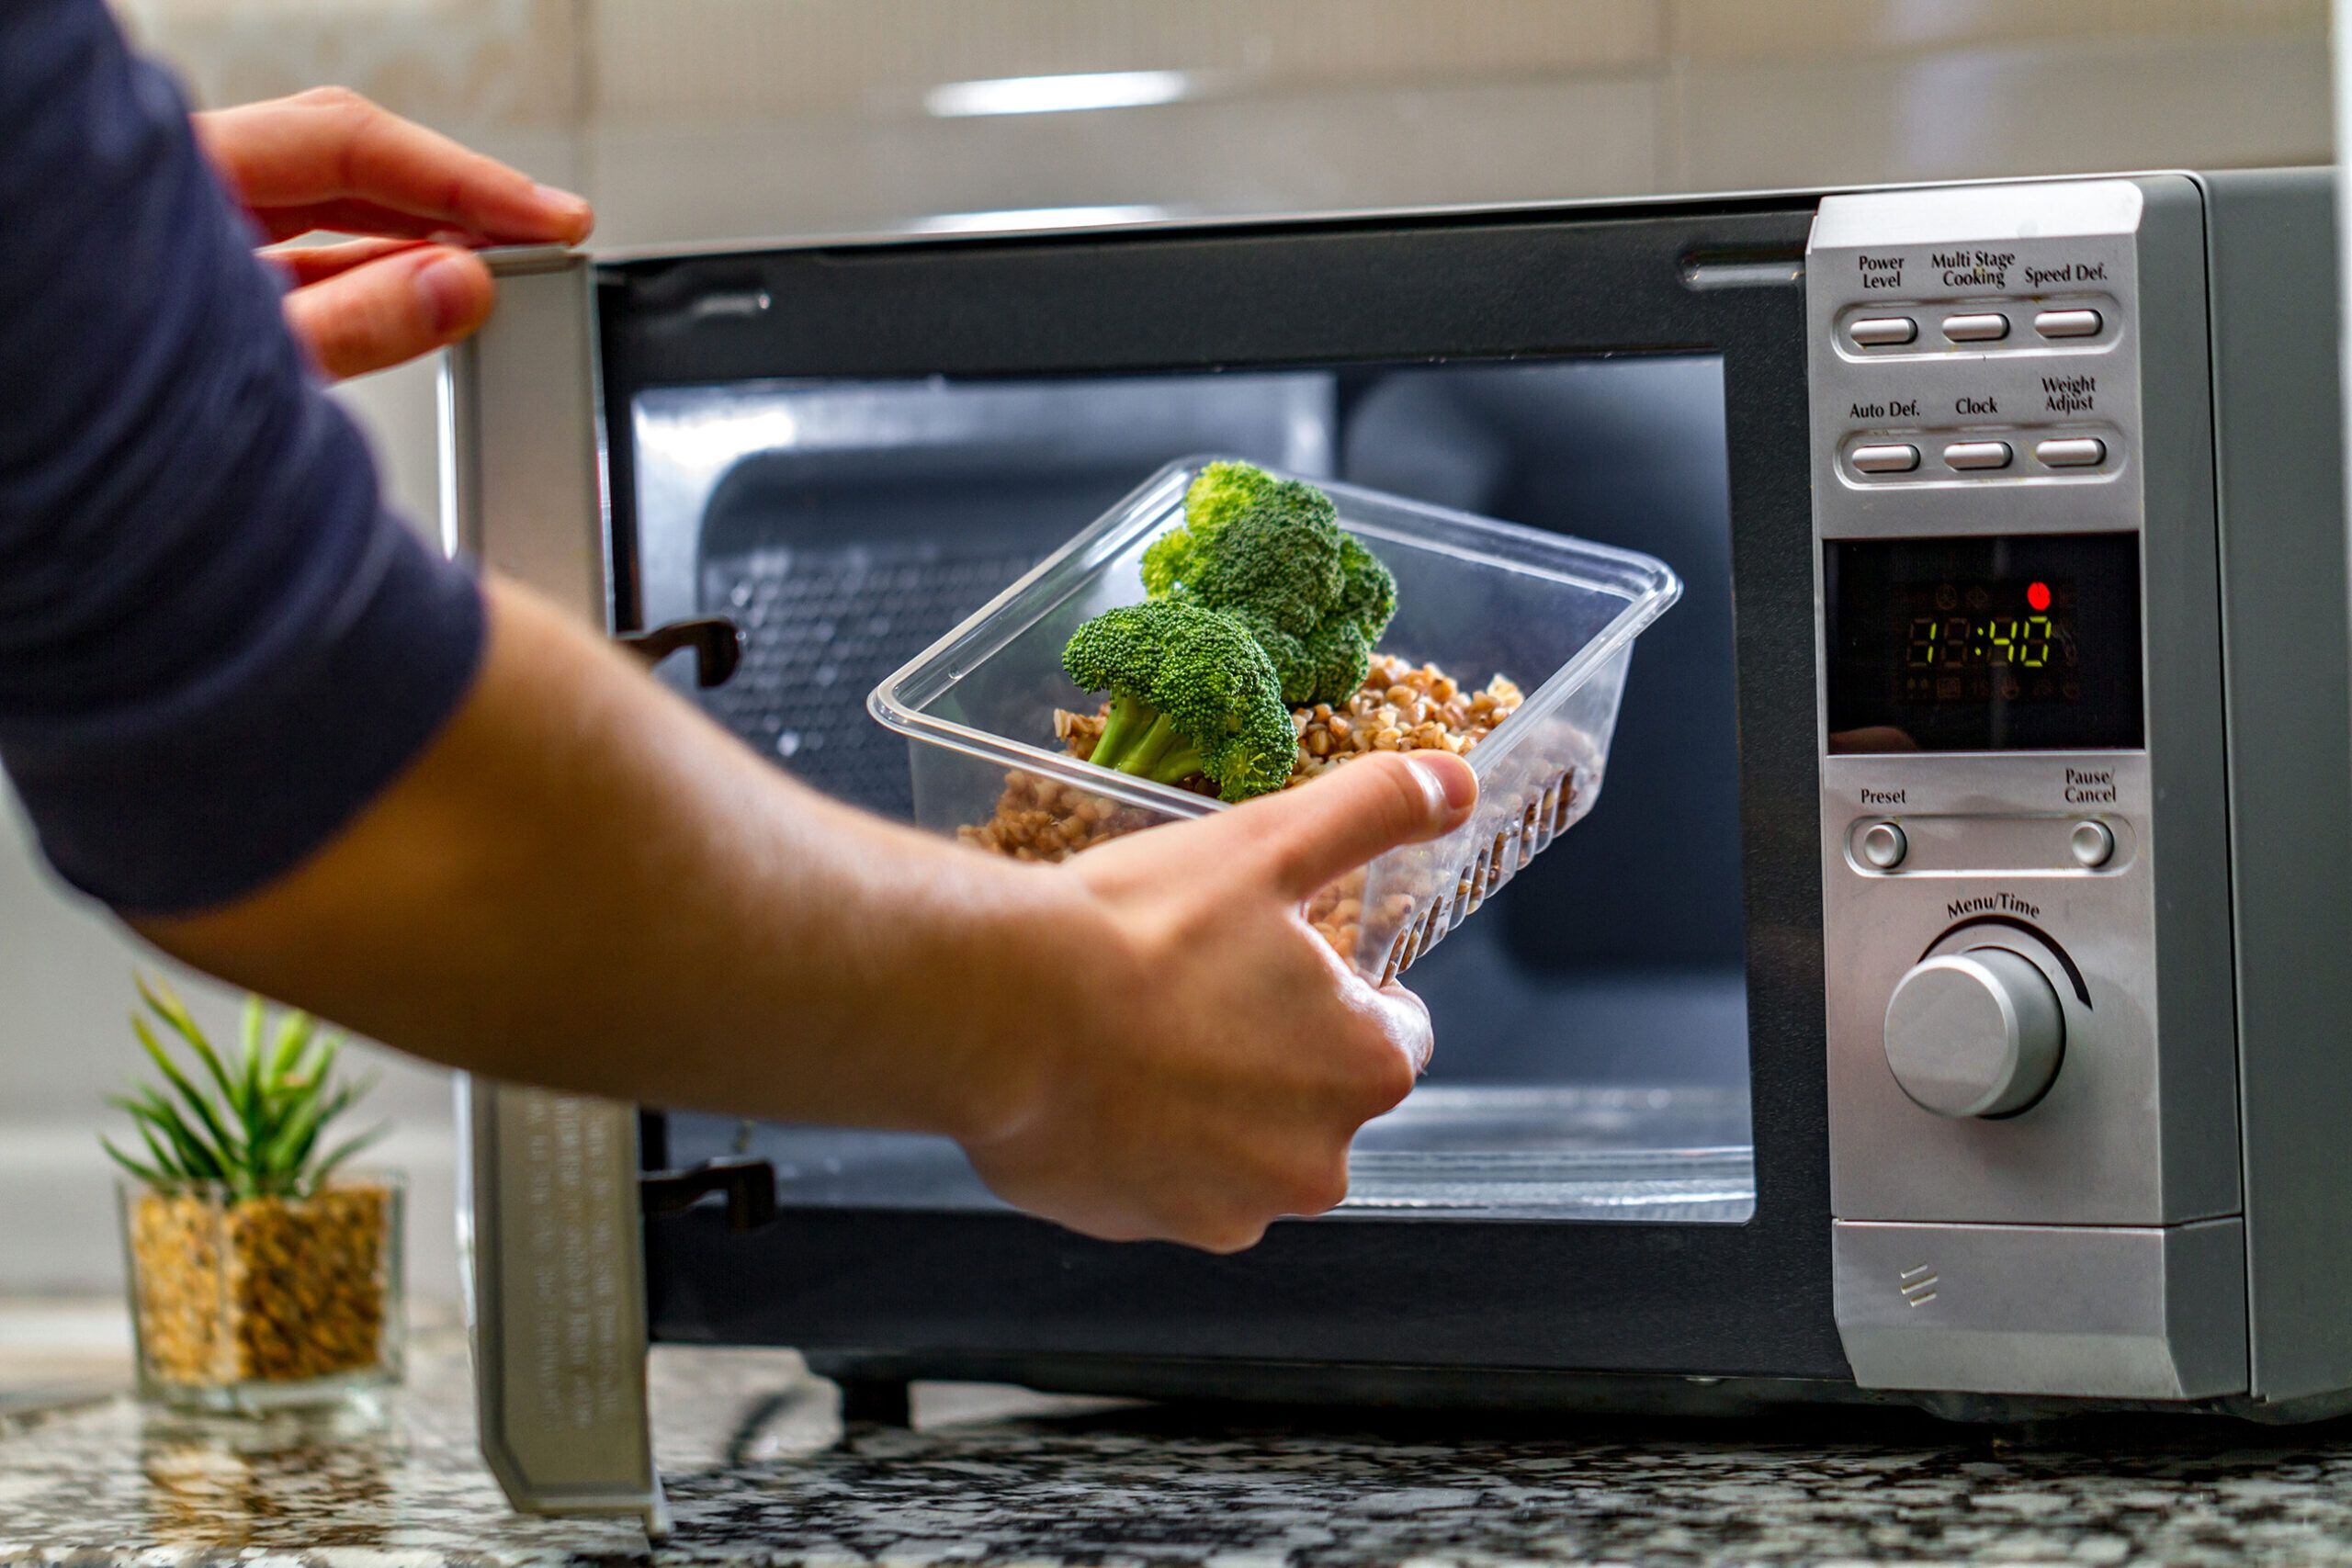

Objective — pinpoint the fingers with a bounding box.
[196,87,592,244]
[249,198,492,246]
[1212,750,1478,901]
[979,1135,1357,1255]
[1372,983,1435,1077]
[281,243,494,379]
[265,236,431,288]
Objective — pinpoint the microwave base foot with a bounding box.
[837,1375,913,1427]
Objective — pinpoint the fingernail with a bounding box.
[532,182,594,234]
[1406,752,1476,817]
[413,254,477,333]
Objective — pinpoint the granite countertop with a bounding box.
[10,1325,2352,1567]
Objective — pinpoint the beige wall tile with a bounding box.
[0,798,463,1300]
[1670,37,2327,191]
[586,74,1663,247]
[118,0,584,125]
[589,0,1664,122]
[1669,0,2321,61]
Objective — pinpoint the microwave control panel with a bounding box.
[1805,179,2245,1400]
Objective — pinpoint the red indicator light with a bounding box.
[2026,581,2052,612]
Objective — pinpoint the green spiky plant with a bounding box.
[101,975,383,1201]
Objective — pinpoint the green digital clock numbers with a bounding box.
[1890,575,2081,706]
[1904,613,2061,671]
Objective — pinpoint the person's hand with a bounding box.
[963,750,1478,1252]
[193,87,594,379]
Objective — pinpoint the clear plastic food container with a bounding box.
[868,458,1681,984]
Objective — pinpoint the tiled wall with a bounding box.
[118,0,2327,243]
[3,0,2332,1302]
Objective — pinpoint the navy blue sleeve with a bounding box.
[0,0,488,914]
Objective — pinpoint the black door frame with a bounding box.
[603,198,1846,1383]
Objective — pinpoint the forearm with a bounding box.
[136,579,1073,1141]
[132,575,1472,1253]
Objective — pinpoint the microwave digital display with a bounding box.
[1826,533,2143,753]
[1894,575,2075,701]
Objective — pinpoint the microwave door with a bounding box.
[603,205,1842,1393]
[447,252,668,1534]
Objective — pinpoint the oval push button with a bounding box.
[1851,443,1922,475]
[1943,441,2014,471]
[2036,437,2108,468]
[1860,821,1908,870]
[1942,312,2011,343]
[1849,316,1919,347]
[2035,308,2104,339]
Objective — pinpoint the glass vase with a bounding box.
[119,1172,404,1414]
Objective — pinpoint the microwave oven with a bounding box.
[447,169,2352,1529]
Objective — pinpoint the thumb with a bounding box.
[1211,750,1477,901]
[281,244,493,380]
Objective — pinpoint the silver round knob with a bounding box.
[1883,947,2065,1118]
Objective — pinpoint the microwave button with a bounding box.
[1941,312,2011,344]
[2035,436,2108,468]
[1860,821,1908,869]
[2070,819,2116,869]
[1943,440,2014,471]
[1849,443,1921,475]
[1849,316,1918,348]
[2034,308,2104,339]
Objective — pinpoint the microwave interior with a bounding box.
[639,355,1754,1223]
[603,207,1842,1383]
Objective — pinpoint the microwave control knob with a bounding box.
[1883,947,2064,1118]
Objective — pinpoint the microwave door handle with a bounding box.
[616,615,744,689]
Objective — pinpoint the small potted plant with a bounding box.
[104,975,401,1413]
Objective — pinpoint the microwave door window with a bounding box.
[636,356,1753,1225]
[630,376,1338,818]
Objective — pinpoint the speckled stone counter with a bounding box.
[10,1334,2352,1566]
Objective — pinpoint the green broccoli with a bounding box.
[1140,460,1297,596]
[1336,535,1398,642]
[1216,607,1370,712]
[1139,462,1399,707]
[1062,599,1297,802]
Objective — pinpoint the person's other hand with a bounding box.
[194,87,594,379]
[965,750,1478,1252]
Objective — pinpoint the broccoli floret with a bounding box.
[1140,460,1296,596]
[1188,506,1344,636]
[1062,600,1297,801]
[1187,458,1291,534]
[1142,463,1398,706]
[1302,619,1374,704]
[1336,535,1398,645]
[1220,604,1370,709]
[1223,608,1311,706]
